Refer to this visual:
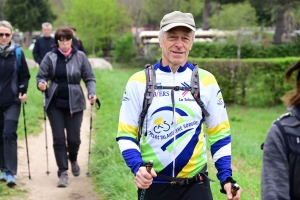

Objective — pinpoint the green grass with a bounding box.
[91,67,286,200]
[0,181,28,200]
[22,48,33,60]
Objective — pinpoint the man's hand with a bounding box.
[89,94,97,105]
[19,93,27,104]
[38,81,47,91]
[134,166,157,189]
[224,182,242,200]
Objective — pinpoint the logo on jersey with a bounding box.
[217,90,224,107]
[147,105,201,151]
[122,89,130,101]
[181,82,190,97]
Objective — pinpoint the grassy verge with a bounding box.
[91,67,286,199]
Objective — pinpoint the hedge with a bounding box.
[188,57,299,107]
[189,42,300,59]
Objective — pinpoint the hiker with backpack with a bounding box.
[261,61,300,200]
[116,11,242,200]
[69,26,85,53]
[36,27,96,187]
[0,20,30,187]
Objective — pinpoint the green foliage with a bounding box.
[63,0,130,55]
[91,66,286,200]
[3,0,56,31]
[209,2,257,30]
[188,57,298,106]
[144,0,203,27]
[189,41,300,58]
[112,33,137,62]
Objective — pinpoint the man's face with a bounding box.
[0,26,13,45]
[159,26,193,68]
[42,25,52,37]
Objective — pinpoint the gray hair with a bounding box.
[42,22,52,29]
[158,29,195,43]
[0,20,13,32]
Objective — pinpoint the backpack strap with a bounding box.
[190,63,210,119]
[273,120,290,162]
[15,47,21,73]
[138,64,156,144]
[261,113,293,161]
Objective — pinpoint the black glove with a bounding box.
[19,85,27,95]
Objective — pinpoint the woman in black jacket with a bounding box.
[0,20,30,187]
[262,61,300,200]
[36,27,96,188]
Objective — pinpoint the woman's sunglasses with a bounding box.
[0,33,11,38]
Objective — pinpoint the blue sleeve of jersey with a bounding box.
[210,135,232,184]
[122,149,143,175]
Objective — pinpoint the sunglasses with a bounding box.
[0,33,11,38]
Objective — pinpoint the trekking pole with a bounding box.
[43,91,50,176]
[139,160,154,200]
[21,98,31,179]
[86,96,94,177]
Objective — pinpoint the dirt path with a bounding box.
[12,89,100,200]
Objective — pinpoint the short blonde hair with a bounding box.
[0,20,13,32]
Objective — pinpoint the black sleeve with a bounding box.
[19,51,31,93]
[79,40,85,53]
[33,38,42,64]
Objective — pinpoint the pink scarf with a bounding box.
[58,47,72,57]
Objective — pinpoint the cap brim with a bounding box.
[161,22,196,32]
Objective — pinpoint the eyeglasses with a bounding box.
[58,39,72,44]
[0,33,11,38]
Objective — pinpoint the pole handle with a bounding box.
[145,160,153,174]
[231,183,240,197]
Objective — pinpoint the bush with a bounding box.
[189,42,300,59]
[188,57,298,107]
[112,33,137,62]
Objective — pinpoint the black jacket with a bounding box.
[262,105,300,200]
[0,44,31,107]
[33,36,55,64]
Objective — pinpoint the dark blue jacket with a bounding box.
[0,44,30,106]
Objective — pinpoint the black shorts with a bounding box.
[137,179,213,200]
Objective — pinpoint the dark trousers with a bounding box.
[47,101,83,177]
[0,104,20,175]
[137,179,213,200]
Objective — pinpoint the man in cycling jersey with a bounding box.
[116,11,242,200]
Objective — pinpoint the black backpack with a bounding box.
[137,63,210,144]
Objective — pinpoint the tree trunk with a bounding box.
[202,0,211,30]
[273,7,285,44]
